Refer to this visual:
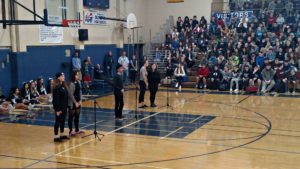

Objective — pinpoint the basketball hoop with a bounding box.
[126,13,137,29]
[62,19,81,27]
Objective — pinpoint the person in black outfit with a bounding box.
[104,51,114,78]
[52,72,69,142]
[208,65,223,90]
[68,70,83,136]
[129,55,138,84]
[94,64,103,80]
[148,63,161,107]
[114,65,125,119]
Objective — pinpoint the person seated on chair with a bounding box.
[230,66,241,93]
[240,65,252,90]
[220,66,232,90]
[196,64,210,89]
[261,63,276,94]
[274,64,288,93]
[249,66,262,93]
[174,63,186,92]
[287,69,297,95]
[207,65,223,90]
[94,64,103,80]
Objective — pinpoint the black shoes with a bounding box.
[115,116,125,120]
[139,105,148,109]
[151,104,157,107]
[60,135,70,140]
[54,135,70,143]
[54,138,63,143]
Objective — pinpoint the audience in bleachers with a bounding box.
[161,0,300,94]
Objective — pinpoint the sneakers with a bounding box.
[28,104,34,111]
[69,131,76,137]
[234,89,239,93]
[292,91,296,95]
[115,116,125,120]
[76,131,85,135]
[175,83,179,88]
[230,89,233,93]
[8,104,14,114]
[179,86,182,92]
[151,103,157,108]
[139,105,148,109]
[60,135,70,140]
[54,138,63,143]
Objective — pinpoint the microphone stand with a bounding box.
[82,99,105,141]
[166,59,174,110]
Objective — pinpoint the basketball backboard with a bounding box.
[45,0,80,26]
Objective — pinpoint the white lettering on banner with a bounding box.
[214,11,254,20]
[84,11,107,25]
[39,25,63,44]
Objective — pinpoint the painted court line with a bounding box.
[160,127,183,139]
[80,120,104,129]
[57,155,171,169]
[37,95,202,168]
[55,112,162,157]
[189,115,203,123]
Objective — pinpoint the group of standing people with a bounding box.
[113,59,161,120]
[52,71,84,142]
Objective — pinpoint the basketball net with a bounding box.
[62,19,81,28]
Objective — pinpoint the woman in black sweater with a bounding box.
[148,63,161,107]
[52,72,69,142]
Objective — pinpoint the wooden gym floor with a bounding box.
[0,88,299,169]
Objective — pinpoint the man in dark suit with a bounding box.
[114,64,125,119]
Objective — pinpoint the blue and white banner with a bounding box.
[213,11,254,20]
[84,11,107,25]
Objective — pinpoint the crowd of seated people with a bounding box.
[162,2,300,94]
[0,76,56,116]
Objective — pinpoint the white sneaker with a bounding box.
[230,89,233,93]
[292,91,296,95]
[48,96,53,103]
[8,104,14,114]
[234,89,239,93]
[175,83,179,88]
[179,86,182,92]
[28,104,34,111]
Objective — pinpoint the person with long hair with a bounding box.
[7,88,30,110]
[68,70,83,136]
[148,63,161,107]
[174,63,186,92]
[52,73,69,142]
[139,60,149,108]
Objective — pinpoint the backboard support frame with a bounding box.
[0,0,80,29]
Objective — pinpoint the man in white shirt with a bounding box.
[118,51,129,84]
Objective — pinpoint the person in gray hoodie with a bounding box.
[261,63,275,93]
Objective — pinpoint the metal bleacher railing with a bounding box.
[147,50,171,73]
